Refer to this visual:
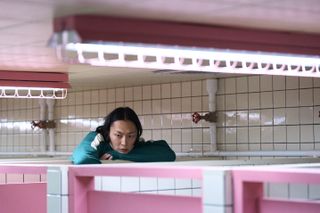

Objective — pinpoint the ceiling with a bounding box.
[0,0,319,90]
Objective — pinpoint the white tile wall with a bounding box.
[217,75,320,154]
[0,76,320,156]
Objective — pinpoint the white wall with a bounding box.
[1,75,320,158]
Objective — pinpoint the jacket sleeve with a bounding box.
[71,132,103,164]
[110,140,176,162]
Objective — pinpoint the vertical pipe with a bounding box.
[46,99,55,153]
[39,99,47,152]
[206,79,218,151]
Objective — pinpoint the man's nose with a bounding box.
[120,136,128,146]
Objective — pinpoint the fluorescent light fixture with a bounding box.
[63,42,320,78]
[0,71,70,99]
[0,86,67,99]
[49,15,320,78]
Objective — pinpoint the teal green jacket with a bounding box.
[71,132,176,164]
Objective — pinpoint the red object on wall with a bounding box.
[52,14,320,56]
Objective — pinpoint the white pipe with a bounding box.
[0,152,71,156]
[206,79,218,151]
[176,151,320,157]
[46,99,55,153]
[39,99,47,152]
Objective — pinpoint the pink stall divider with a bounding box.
[232,168,320,213]
[0,165,47,213]
[69,165,203,213]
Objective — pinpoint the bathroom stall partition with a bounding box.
[67,164,223,213]
[1,159,320,213]
[0,164,47,213]
[233,167,320,213]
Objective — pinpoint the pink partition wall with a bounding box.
[68,165,203,213]
[232,168,320,213]
[0,165,47,213]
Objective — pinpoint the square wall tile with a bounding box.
[274,108,286,125]
[314,78,320,87]
[158,178,175,190]
[289,183,308,199]
[286,108,299,125]
[225,95,236,110]
[300,89,313,106]
[191,97,202,111]
[142,85,152,99]
[268,183,289,199]
[261,127,273,143]
[133,86,142,100]
[152,100,161,114]
[314,125,320,142]
[152,85,161,99]
[172,98,182,113]
[216,95,225,110]
[287,126,300,143]
[248,110,261,126]
[300,107,314,124]
[121,177,140,192]
[182,82,191,97]
[236,127,248,143]
[203,205,232,213]
[273,76,285,90]
[125,87,133,101]
[161,99,171,113]
[101,176,121,192]
[181,97,192,112]
[107,88,116,102]
[274,126,286,143]
[161,83,171,98]
[172,129,182,144]
[217,79,225,94]
[261,109,273,125]
[314,88,320,105]
[299,77,313,88]
[171,82,181,98]
[225,111,236,127]
[91,90,99,103]
[47,195,61,213]
[248,76,260,92]
[300,125,314,143]
[260,75,272,91]
[236,94,248,110]
[236,77,248,93]
[249,93,260,109]
[142,100,152,114]
[260,92,273,108]
[237,111,248,126]
[115,88,124,102]
[309,184,320,200]
[225,78,236,94]
[249,127,260,143]
[286,90,299,107]
[192,81,202,96]
[286,77,299,89]
[47,168,61,195]
[140,177,157,191]
[225,128,236,144]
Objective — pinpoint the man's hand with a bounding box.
[100,153,113,160]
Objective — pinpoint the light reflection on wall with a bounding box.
[59,118,103,129]
[0,121,33,132]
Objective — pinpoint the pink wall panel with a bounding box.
[88,191,202,213]
[0,183,46,213]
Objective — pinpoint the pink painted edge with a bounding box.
[69,165,203,179]
[0,165,47,174]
